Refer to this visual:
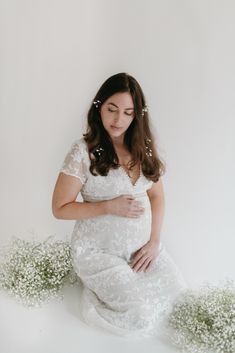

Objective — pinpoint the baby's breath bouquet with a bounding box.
[165,278,235,353]
[0,235,78,307]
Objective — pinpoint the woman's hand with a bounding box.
[129,240,161,273]
[106,195,145,218]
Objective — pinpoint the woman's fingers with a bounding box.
[126,210,139,217]
[144,259,153,272]
[123,196,145,218]
[133,257,150,272]
[131,248,146,263]
[127,210,144,218]
[109,195,143,217]
[128,203,145,217]
[131,249,148,266]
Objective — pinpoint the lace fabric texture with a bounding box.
[59,137,188,338]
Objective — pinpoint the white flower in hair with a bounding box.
[93,100,101,108]
[142,104,148,116]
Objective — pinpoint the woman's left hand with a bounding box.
[129,240,161,273]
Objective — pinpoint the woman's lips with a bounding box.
[111,125,122,130]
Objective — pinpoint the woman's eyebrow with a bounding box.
[107,102,134,110]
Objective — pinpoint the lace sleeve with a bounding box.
[59,139,88,185]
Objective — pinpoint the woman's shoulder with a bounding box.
[70,136,89,161]
[71,136,87,150]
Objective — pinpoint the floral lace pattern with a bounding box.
[59,137,188,338]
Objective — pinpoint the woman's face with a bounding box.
[99,92,135,144]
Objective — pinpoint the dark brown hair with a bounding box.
[83,72,166,182]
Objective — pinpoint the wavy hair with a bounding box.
[83,72,165,182]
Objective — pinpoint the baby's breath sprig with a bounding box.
[0,235,78,307]
[165,278,235,353]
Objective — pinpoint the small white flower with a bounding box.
[165,279,235,353]
[0,235,77,307]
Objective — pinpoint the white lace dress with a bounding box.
[59,137,188,339]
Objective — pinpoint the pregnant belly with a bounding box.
[71,196,152,256]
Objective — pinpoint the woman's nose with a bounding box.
[114,112,123,121]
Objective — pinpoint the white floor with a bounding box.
[0,281,186,353]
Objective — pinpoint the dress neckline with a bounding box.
[119,163,142,187]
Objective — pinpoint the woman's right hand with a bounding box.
[105,195,145,218]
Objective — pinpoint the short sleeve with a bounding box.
[59,139,88,185]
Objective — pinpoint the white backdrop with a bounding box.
[1,0,234,290]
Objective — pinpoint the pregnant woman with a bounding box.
[52,72,188,339]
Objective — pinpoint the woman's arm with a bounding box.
[52,173,109,220]
[52,172,143,220]
[147,178,165,244]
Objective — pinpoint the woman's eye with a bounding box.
[108,108,133,116]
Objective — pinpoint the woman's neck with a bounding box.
[110,134,125,147]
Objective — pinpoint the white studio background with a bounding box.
[1,0,234,289]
